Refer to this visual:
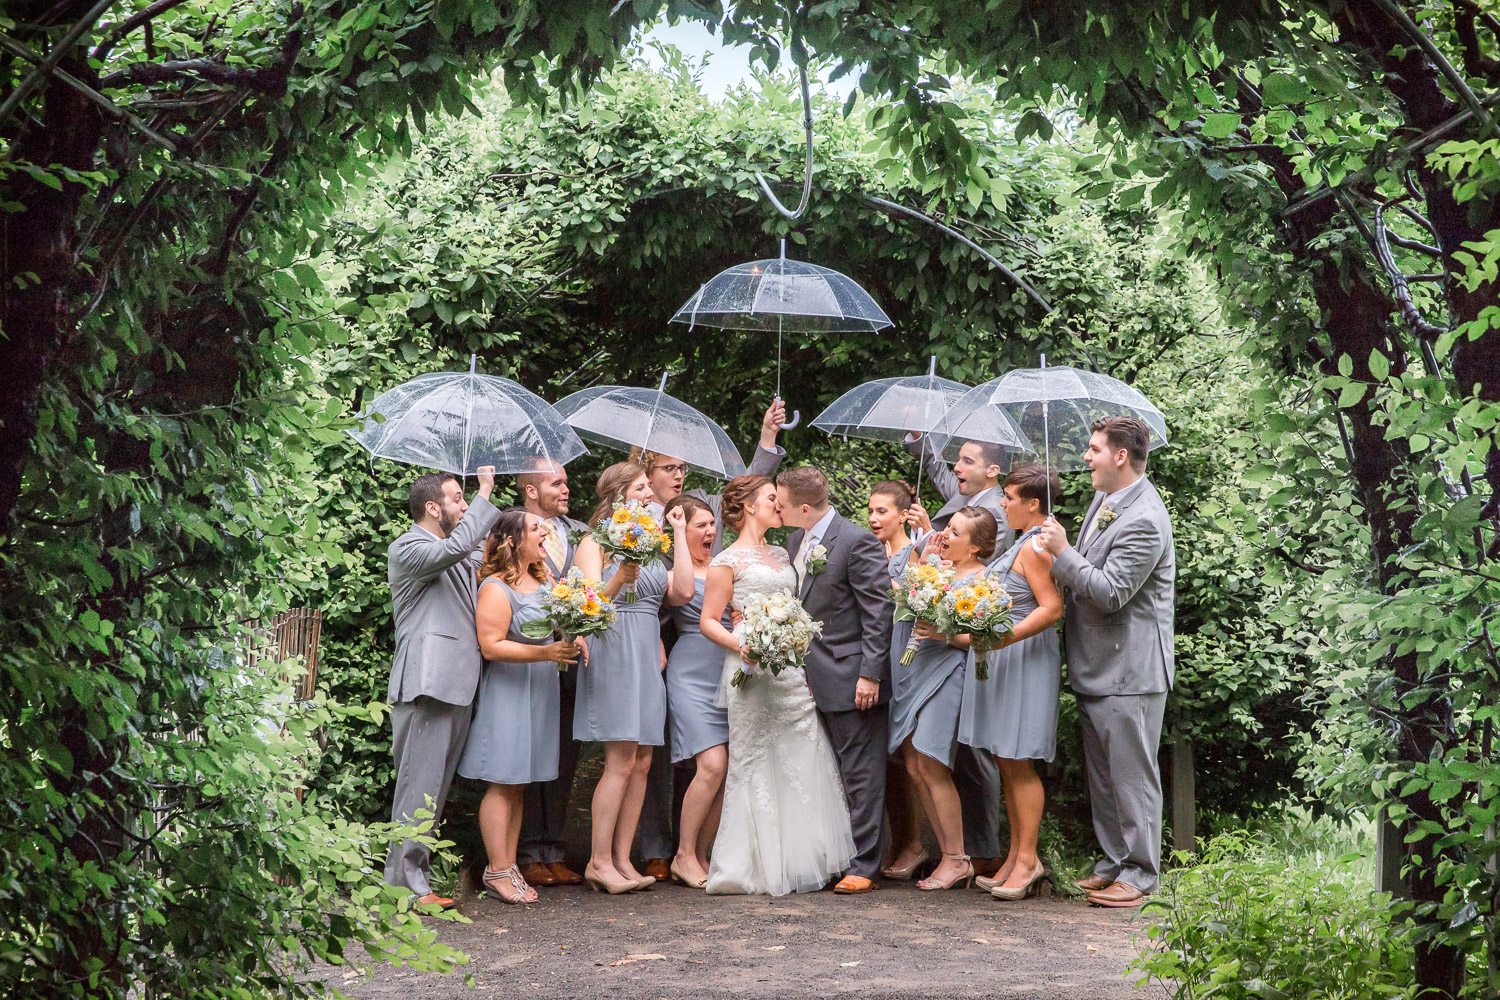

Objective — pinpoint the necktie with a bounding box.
[1081,507,1106,547]
[541,520,566,572]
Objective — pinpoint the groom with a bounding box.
[780,466,894,894]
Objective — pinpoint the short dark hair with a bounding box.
[1003,464,1060,515]
[515,456,563,494]
[663,493,712,524]
[969,440,1008,469]
[1092,416,1151,471]
[952,506,998,560]
[409,473,459,520]
[777,466,829,508]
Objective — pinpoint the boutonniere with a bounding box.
[1095,505,1120,532]
[806,543,828,575]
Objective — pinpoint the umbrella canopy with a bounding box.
[810,370,974,444]
[349,356,587,475]
[553,380,747,480]
[930,360,1168,472]
[669,252,893,334]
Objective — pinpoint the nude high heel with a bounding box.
[882,849,932,881]
[917,854,974,891]
[990,863,1049,900]
[583,863,636,895]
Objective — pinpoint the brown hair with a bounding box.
[477,509,548,585]
[628,446,681,473]
[1092,416,1151,471]
[590,461,648,528]
[409,472,459,520]
[1003,464,1061,515]
[720,474,772,532]
[515,456,563,496]
[870,479,916,511]
[952,506,999,561]
[663,493,712,525]
[777,466,829,508]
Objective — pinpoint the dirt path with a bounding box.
[338,880,1163,1000]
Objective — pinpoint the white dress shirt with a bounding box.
[795,506,838,587]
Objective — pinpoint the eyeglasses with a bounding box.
[654,463,689,476]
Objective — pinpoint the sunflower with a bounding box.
[582,601,601,616]
[552,584,572,600]
[955,596,977,616]
[611,508,631,524]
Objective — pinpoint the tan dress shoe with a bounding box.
[413,892,457,910]
[832,875,879,894]
[1086,881,1147,908]
[520,863,559,887]
[547,862,583,886]
[1074,873,1112,892]
[643,858,671,882]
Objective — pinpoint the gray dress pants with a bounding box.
[954,745,1002,858]
[1077,691,1167,893]
[518,683,581,866]
[822,705,889,879]
[382,697,472,897]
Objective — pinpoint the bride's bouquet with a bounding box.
[519,568,616,669]
[891,554,957,665]
[731,590,822,689]
[590,499,671,602]
[933,572,1015,681]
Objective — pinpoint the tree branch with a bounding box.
[90,0,194,63]
[1451,0,1500,85]
[99,57,289,92]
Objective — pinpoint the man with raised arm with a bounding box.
[1037,416,1175,908]
[383,466,499,910]
[514,458,589,888]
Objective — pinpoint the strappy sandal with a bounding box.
[917,853,974,891]
[483,864,537,904]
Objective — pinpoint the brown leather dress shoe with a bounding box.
[1074,873,1113,892]
[971,857,1003,879]
[643,858,671,882]
[833,875,879,894]
[520,863,558,887]
[547,862,583,885]
[414,892,457,910]
[1087,881,1147,908]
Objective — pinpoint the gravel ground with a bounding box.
[336,878,1163,1000]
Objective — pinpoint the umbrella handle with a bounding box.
[781,409,801,430]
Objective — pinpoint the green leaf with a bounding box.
[1202,113,1242,139]
[1260,74,1309,106]
[1367,350,1389,381]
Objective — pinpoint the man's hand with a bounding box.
[759,398,787,448]
[1036,515,1069,556]
[854,676,880,711]
[475,465,496,498]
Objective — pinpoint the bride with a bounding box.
[697,474,856,895]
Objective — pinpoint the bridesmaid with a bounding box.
[868,480,929,881]
[901,506,1002,891]
[660,495,730,888]
[962,464,1063,901]
[573,462,672,894]
[458,510,583,904]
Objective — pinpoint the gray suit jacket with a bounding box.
[387,494,501,706]
[904,436,1015,555]
[685,444,784,555]
[787,512,894,713]
[540,513,589,579]
[1052,477,1175,697]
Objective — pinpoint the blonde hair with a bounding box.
[590,461,648,528]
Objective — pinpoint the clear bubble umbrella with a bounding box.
[554,375,747,480]
[669,239,893,428]
[349,355,587,475]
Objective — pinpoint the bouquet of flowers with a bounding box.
[731,590,823,689]
[891,554,957,665]
[590,500,672,602]
[519,568,616,669]
[933,572,1015,681]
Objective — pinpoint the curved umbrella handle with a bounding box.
[781,409,801,430]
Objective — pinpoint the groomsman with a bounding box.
[635,400,788,881]
[902,431,1009,875]
[384,467,499,909]
[1037,416,1175,908]
[514,458,587,888]
[781,466,894,894]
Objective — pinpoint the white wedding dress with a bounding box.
[705,544,855,896]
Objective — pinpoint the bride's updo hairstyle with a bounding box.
[719,474,772,532]
[590,461,648,528]
[953,505,999,561]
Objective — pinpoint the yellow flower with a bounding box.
[612,508,631,524]
[582,601,601,616]
[661,535,672,551]
[621,534,638,549]
[955,596,977,616]
[552,584,571,600]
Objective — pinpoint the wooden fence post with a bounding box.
[1171,734,1196,856]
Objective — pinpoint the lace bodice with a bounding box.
[710,544,797,609]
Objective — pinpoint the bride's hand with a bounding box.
[738,644,758,667]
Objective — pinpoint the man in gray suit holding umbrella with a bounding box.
[383,466,499,909]
[1037,416,1175,908]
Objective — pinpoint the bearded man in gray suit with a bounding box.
[1037,416,1175,908]
[781,466,894,894]
[514,458,588,888]
[383,467,498,909]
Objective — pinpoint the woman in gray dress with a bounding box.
[573,462,673,894]
[659,495,730,888]
[460,510,583,904]
[960,464,1063,901]
[903,506,1000,891]
[868,480,930,881]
